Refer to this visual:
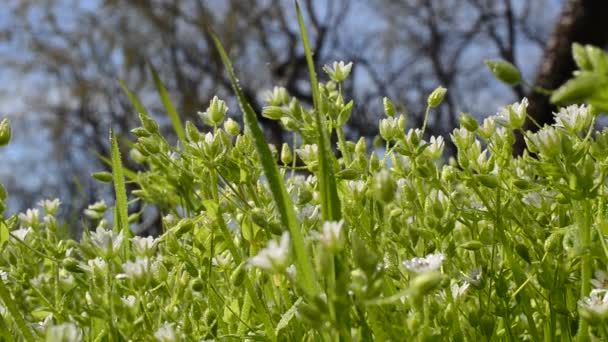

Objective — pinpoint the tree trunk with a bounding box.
[516,0,608,154]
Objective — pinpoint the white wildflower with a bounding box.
[131,235,156,255]
[323,61,353,82]
[402,253,445,274]
[121,295,137,308]
[591,270,608,289]
[122,257,150,281]
[478,116,496,139]
[0,271,8,282]
[89,227,124,257]
[554,104,591,134]
[578,289,608,321]
[296,144,318,164]
[249,232,290,272]
[212,250,232,269]
[425,136,445,159]
[39,198,61,216]
[154,322,177,342]
[439,282,470,302]
[46,322,82,342]
[79,257,106,274]
[495,98,528,129]
[18,208,39,227]
[317,220,344,252]
[11,227,32,241]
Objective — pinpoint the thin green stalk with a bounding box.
[576,200,592,342]
[421,104,432,136]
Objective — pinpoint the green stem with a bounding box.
[0,278,35,341]
[576,200,592,342]
[421,104,432,136]
[336,125,351,166]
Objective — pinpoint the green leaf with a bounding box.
[119,80,150,117]
[275,298,303,334]
[296,1,342,222]
[149,64,187,145]
[110,129,130,236]
[550,72,600,104]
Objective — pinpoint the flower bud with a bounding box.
[280,143,292,165]
[92,171,113,183]
[459,112,478,131]
[373,170,396,203]
[427,86,447,108]
[185,121,201,142]
[224,118,240,135]
[0,118,11,146]
[262,106,288,120]
[383,97,396,117]
[484,59,521,85]
[411,271,443,298]
[138,112,160,134]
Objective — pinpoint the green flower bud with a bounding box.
[475,174,499,188]
[383,97,396,117]
[130,127,150,138]
[230,262,247,287]
[484,59,522,85]
[459,112,478,131]
[185,121,201,142]
[139,136,160,154]
[373,170,396,203]
[411,271,443,298]
[207,96,228,125]
[355,137,367,155]
[459,240,483,251]
[190,278,205,292]
[262,106,288,120]
[138,112,160,134]
[427,86,447,108]
[369,151,381,173]
[92,171,113,183]
[224,118,240,135]
[280,143,292,165]
[130,148,147,164]
[62,257,83,273]
[0,118,11,146]
[0,184,6,200]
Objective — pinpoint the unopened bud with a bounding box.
[280,143,292,165]
[224,118,240,135]
[383,97,396,117]
[484,60,521,85]
[0,118,11,146]
[427,86,447,108]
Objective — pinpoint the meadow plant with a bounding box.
[2,5,608,341]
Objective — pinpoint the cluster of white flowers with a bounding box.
[18,208,39,228]
[402,253,445,274]
[553,104,591,134]
[89,227,124,257]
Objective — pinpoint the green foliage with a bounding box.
[551,44,608,113]
[3,19,608,342]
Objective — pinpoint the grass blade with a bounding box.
[110,129,130,237]
[149,64,187,145]
[119,80,149,117]
[0,278,35,341]
[295,1,341,222]
[209,32,319,297]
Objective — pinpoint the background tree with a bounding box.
[2,0,604,227]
